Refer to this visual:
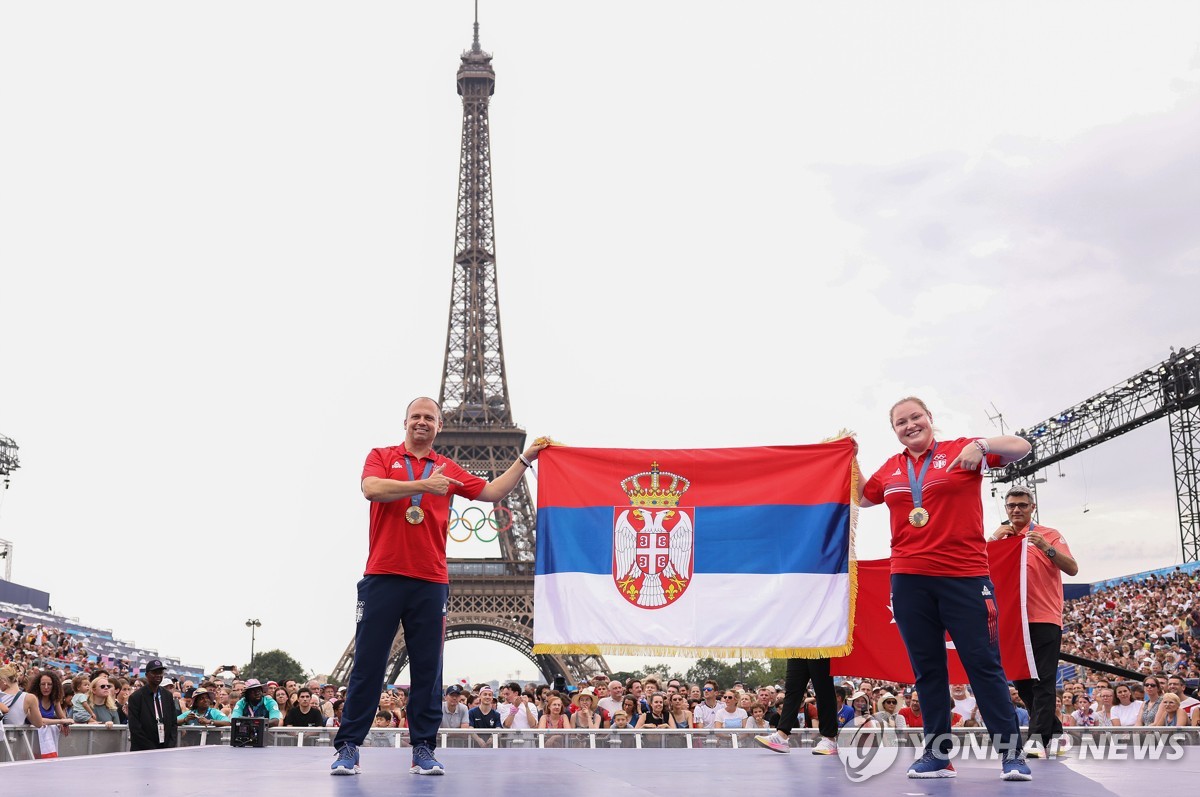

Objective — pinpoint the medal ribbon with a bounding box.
[905,442,938,512]
[404,455,436,510]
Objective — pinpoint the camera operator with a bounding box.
[231,679,283,727]
[178,688,230,727]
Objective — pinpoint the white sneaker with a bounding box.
[754,732,790,754]
[812,737,838,755]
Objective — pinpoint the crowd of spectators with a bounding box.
[3,565,1199,754]
[1058,568,1199,682]
[413,667,1198,746]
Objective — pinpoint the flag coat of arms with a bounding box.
[832,539,1036,682]
[533,440,857,658]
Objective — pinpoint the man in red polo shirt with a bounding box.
[990,485,1078,757]
[331,396,547,777]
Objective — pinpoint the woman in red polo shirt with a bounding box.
[861,396,1033,781]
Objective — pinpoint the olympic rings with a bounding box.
[446,507,472,542]
[447,505,514,543]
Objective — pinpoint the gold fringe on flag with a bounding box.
[532,643,856,658]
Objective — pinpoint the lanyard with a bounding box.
[905,442,938,509]
[404,455,436,510]
[153,691,163,722]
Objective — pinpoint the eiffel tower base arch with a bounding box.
[330,566,610,687]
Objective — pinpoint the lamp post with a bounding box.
[245,618,261,670]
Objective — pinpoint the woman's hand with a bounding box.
[948,442,986,472]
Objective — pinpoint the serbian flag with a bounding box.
[832,538,1036,682]
[532,440,856,657]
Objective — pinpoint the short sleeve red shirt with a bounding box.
[360,445,486,583]
[1012,525,1072,626]
[862,437,1001,578]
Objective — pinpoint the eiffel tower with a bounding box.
[331,16,609,686]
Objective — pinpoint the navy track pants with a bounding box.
[333,574,448,750]
[891,573,1023,756]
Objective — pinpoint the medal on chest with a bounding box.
[905,443,938,527]
[402,454,436,525]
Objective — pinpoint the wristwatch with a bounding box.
[1045,546,1057,559]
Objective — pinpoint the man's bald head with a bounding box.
[406,397,442,420]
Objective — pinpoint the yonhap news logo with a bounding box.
[837,725,900,782]
[1050,732,1188,762]
[835,730,1190,782]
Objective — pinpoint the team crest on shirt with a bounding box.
[613,462,694,609]
[932,453,948,469]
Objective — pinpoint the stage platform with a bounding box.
[1,743,1195,796]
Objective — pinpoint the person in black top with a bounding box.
[127,659,178,751]
[285,688,326,727]
[467,686,501,748]
[468,687,501,729]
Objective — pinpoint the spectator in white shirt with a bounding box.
[500,681,538,730]
[714,690,748,729]
[1110,683,1143,727]
[597,680,624,717]
[693,682,720,729]
[950,683,977,719]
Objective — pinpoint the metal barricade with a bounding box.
[2,725,1198,762]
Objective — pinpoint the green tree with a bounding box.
[242,649,306,684]
[684,657,774,688]
[640,662,685,683]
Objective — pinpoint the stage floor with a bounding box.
[2,744,1195,797]
[4,748,1195,797]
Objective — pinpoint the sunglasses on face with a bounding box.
[1005,502,1031,510]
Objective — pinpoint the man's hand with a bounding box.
[423,464,464,496]
[990,525,1016,542]
[523,439,552,463]
[1025,529,1050,552]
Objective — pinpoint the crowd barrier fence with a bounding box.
[3,724,1200,763]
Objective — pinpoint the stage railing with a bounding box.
[3,725,1199,763]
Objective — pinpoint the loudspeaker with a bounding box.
[231,716,268,748]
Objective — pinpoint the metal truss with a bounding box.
[0,434,18,478]
[992,344,1200,562]
[1169,404,1200,563]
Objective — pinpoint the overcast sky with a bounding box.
[1,2,1198,684]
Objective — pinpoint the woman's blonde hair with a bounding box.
[889,396,932,425]
[89,674,118,711]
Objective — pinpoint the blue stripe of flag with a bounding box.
[535,504,850,576]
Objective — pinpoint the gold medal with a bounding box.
[405,505,425,525]
[908,507,930,527]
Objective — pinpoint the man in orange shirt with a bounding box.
[990,486,1079,757]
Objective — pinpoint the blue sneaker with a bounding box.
[330,742,360,775]
[1002,752,1033,781]
[410,742,445,776]
[907,750,956,779]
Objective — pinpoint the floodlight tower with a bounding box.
[992,345,1200,562]
[0,433,18,581]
